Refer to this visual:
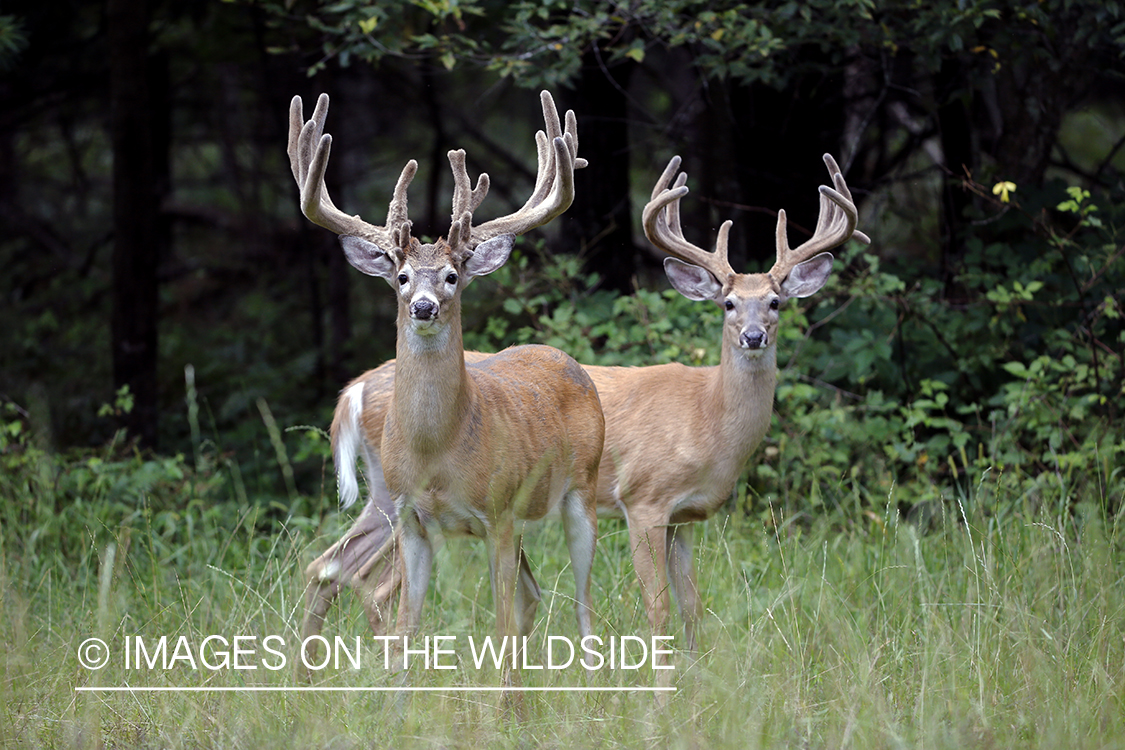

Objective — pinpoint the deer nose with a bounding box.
[740,330,767,349]
[410,299,437,320]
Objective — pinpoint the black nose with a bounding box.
[411,299,437,320]
[740,330,766,349]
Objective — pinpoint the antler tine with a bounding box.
[770,153,869,281]
[664,170,689,247]
[386,159,417,246]
[565,109,588,170]
[448,210,472,258]
[288,94,414,247]
[820,153,871,244]
[647,153,681,201]
[542,90,589,172]
[468,91,584,245]
[287,95,308,185]
[518,90,565,211]
[822,153,871,246]
[447,149,489,226]
[642,156,736,282]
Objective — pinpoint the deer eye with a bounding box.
[770,298,779,311]
[397,273,409,286]
[724,300,735,311]
[445,272,459,285]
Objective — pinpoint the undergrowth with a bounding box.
[2,449,1122,748]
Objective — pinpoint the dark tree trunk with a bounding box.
[567,52,637,293]
[935,60,975,289]
[728,67,848,269]
[108,0,164,449]
[987,65,1069,189]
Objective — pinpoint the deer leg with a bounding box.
[665,523,701,655]
[354,535,402,636]
[299,495,396,677]
[395,508,433,636]
[628,510,676,684]
[626,507,672,646]
[487,520,522,681]
[561,488,598,638]
[486,520,526,719]
[514,544,541,638]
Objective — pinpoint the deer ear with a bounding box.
[340,235,396,280]
[463,234,515,279]
[664,257,722,302]
[781,252,833,299]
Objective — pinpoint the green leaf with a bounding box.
[1001,361,1029,378]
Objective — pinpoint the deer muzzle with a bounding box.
[739,330,768,350]
[410,298,438,322]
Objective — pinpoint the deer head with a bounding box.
[643,154,871,359]
[288,91,585,340]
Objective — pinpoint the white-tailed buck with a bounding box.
[289,90,604,680]
[301,149,868,663]
[601,153,870,651]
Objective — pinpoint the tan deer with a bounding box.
[301,150,867,663]
[595,153,870,652]
[288,91,604,679]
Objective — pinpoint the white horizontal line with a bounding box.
[75,686,675,693]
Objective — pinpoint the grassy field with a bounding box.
[3,465,1123,749]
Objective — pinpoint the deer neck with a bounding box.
[711,333,778,459]
[391,308,474,455]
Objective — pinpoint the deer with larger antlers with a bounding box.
[289,90,604,683]
[300,148,868,665]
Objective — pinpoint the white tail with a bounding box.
[302,152,868,667]
[290,91,603,686]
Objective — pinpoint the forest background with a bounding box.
[2,0,1122,517]
[1,1,1125,745]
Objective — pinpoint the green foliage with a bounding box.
[493,1,794,88]
[464,242,717,367]
[262,0,486,75]
[0,399,325,586]
[267,0,870,87]
[753,179,1123,516]
[0,14,26,71]
[97,385,136,419]
[264,0,1125,94]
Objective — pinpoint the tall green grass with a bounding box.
[3,455,1122,748]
